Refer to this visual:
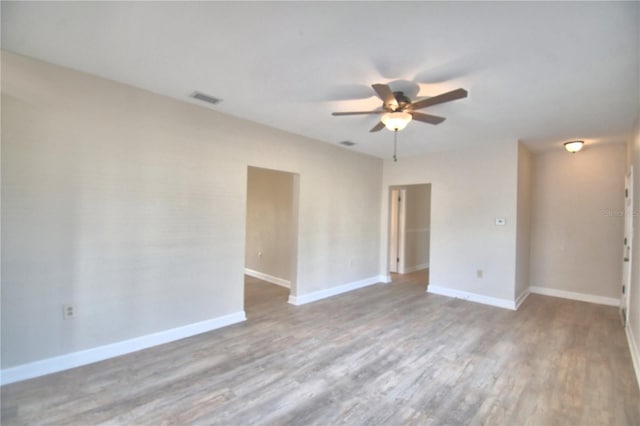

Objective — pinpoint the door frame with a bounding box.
[389,188,406,274]
[622,166,633,325]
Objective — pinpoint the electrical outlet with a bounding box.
[477,269,483,279]
[63,304,76,320]
[348,258,353,268]
[258,251,262,258]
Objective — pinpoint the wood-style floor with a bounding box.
[2,271,639,425]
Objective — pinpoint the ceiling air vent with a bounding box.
[340,141,356,147]
[191,91,222,105]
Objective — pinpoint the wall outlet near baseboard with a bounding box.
[477,269,483,279]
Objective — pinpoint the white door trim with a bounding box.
[397,189,407,274]
[389,189,400,273]
[622,166,633,325]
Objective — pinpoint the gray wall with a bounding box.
[1,51,382,368]
[381,141,519,303]
[529,143,625,298]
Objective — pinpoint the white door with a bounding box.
[621,167,633,325]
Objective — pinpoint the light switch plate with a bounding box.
[495,217,506,226]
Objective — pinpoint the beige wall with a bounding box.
[402,184,431,272]
[381,141,519,303]
[515,143,533,300]
[245,167,294,284]
[1,51,382,368]
[530,143,625,299]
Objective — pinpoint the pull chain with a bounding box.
[393,129,398,162]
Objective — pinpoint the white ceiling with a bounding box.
[2,1,639,159]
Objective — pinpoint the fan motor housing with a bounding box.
[391,91,411,111]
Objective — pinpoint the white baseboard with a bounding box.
[515,289,530,310]
[289,276,380,305]
[378,274,392,284]
[626,324,640,391]
[0,311,246,386]
[427,285,517,310]
[401,262,429,274]
[245,268,290,288]
[529,286,619,306]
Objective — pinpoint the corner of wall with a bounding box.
[514,141,533,301]
[515,288,530,310]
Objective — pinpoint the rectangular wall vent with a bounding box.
[191,91,222,105]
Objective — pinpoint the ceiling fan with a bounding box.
[332,84,468,132]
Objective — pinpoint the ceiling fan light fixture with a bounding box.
[381,111,412,131]
[564,140,584,153]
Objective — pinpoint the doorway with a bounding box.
[244,166,299,316]
[388,184,431,287]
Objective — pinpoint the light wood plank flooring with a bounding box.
[2,271,639,425]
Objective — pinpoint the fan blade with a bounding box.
[408,88,468,110]
[370,121,386,132]
[332,111,384,116]
[372,84,399,110]
[410,111,446,125]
